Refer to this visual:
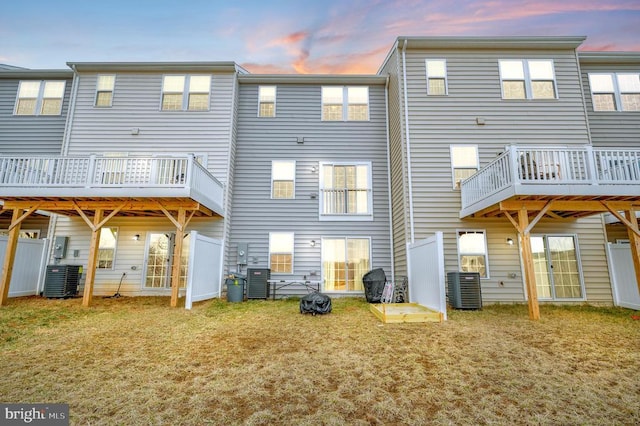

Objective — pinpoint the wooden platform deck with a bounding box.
[369,303,444,324]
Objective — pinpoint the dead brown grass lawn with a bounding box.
[1,296,639,425]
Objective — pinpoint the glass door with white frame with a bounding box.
[144,232,190,289]
[531,235,583,300]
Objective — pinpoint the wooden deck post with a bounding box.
[0,209,22,306]
[170,208,186,308]
[518,208,540,320]
[626,209,640,294]
[82,209,103,307]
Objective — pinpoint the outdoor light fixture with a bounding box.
[311,166,317,173]
[506,238,514,246]
[310,240,316,247]
[133,234,140,241]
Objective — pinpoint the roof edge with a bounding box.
[395,36,587,50]
[238,74,387,84]
[67,61,244,73]
[0,69,73,79]
[578,51,640,63]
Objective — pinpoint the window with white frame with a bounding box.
[98,227,118,269]
[14,80,66,115]
[457,230,488,278]
[499,60,557,100]
[269,232,294,274]
[588,73,640,111]
[271,160,295,199]
[322,237,370,292]
[95,75,115,107]
[425,59,448,95]
[450,145,478,188]
[161,75,211,111]
[258,86,276,117]
[0,229,40,239]
[321,86,369,121]
[319,162,372,219]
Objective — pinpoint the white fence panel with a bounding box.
[0,237,49,297]
[185,231,223,310]
[605,243,640,310]
[407,232,447,320]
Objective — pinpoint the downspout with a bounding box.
[401,39,416,243]
[574,49,593,146]
[221,69,239,294]
[384,75,395,282]
[47,64,80,265]
[62,64,79,156]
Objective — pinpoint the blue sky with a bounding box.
[2,0,639,73]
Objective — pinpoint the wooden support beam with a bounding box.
[625,209,640,295]
[525,201,552,234]
[82,209,103,307]
[7,203,41,232]
[3,199,209,214]
[170,208,186,308]
[72,201,126,231]
[518,208,540,320]
[500,199,640,213]
[0,209,22,306]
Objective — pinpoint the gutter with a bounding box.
[401,39,415,243]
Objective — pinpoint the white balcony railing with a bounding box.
[0,154,224,214]
[461,145,640,215]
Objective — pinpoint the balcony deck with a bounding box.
[0,154,224,217]
[460,145,640,219]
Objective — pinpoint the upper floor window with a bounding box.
[425,59,448,95]
[258,86,276,117]
[14,80,66,115]
[499,60,557,100]
[271,160,295,199]
[269,232,294,274]
[161,75,211,111]
[588,73,640,111]
[321,86,369,121]
[450,145,478,188]
[457,230,489,278]
[95,75,115,107]
[319,162,372,220]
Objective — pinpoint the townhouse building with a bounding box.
[0,66,74,238]
[0,36,638,315]
[379,37,639,318]
[230,75,392,297]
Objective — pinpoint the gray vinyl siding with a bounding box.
[394,46,610,303]
[65,72,236,184]
[380,49,410,280]
[0,77,72,154]
[579,60,640,148]
[230,81,392,295]
[51,216,224,296]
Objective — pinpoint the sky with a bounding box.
[2,0,640,74]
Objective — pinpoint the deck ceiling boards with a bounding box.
[467,194,640,220]
[0,197,217,218]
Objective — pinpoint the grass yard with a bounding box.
[1,296,639,425]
